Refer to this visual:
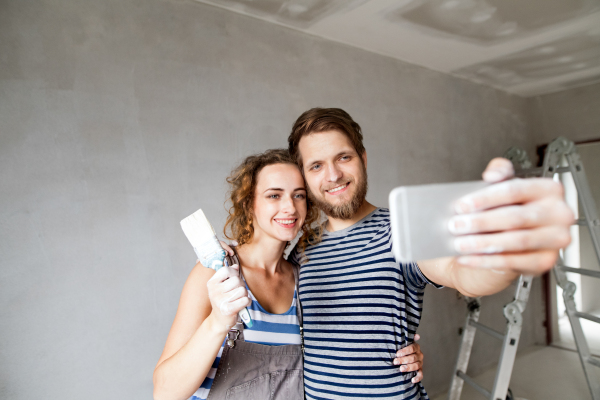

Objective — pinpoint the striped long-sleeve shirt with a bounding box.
[290,208,441,399]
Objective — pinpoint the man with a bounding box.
[286,108,573,399]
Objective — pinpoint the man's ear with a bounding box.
[361,151,367,169]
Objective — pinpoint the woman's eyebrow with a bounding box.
[263,187,284,193]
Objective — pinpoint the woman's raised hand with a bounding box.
[206,264,252,330]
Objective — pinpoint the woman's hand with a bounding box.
[206,264,251,331]
[393,334,424,383]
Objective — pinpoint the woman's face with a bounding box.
[252,163,307,244]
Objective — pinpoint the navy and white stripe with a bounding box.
[291,208,440,399]
[189,285,301,400]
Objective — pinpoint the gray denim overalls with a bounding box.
[206,255,305,400]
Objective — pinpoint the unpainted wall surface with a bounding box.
[0,0,542,398]
[532,81,600,146]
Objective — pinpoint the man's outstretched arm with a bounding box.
[418,158,574,297]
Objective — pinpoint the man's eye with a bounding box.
[310,164,321,171]
[340,156,350,161]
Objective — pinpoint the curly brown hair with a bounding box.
[223,148,321,256]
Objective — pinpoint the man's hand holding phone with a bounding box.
[450,157,574,274]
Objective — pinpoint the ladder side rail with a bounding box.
[553,265,600,399]
[564,151,600,263]
[490,275,534,400]
[448,298,482,400]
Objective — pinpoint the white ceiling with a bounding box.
[195,0,600,97]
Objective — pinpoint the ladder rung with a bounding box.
[576,218,600,226]
[456,370,491,398]
[514,166,570,177]
[575,312,600,324]
[469,320,505,340]
[558,265,600,279]
[588,356,600,368]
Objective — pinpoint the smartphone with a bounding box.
[389,180,489,262]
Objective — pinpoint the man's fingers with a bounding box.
[412,370,423,383]
[454,178,564,214]
[457,249,559,273]
[454,226,571,255]
[482,157,515,183]
[449,199,573,235]
[396,343,420,358]
[398,360,422,373]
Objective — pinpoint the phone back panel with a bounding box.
[389,180,488,262]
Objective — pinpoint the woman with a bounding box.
[153,149,423,400]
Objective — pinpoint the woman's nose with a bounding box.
[281,195,296,213]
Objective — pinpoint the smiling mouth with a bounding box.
[274,219,297,227]
[326,183,349,194]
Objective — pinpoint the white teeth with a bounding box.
[327,183,348,193]
[275,219,295,224]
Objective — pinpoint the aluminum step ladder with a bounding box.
[538,137,600,400]
[447,137,600,400]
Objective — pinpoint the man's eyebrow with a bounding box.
[305,150,354,167]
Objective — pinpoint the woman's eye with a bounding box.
[268,194,279,199]
[294,194,306,199]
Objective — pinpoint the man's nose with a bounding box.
[326,163,342,182]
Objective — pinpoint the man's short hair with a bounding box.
[288,108,365,168]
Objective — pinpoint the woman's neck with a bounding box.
[235,234,288,275]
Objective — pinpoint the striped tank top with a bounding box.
[188,281,301,400]
[290,208,441,399]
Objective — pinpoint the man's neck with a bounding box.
[325,201,378,232]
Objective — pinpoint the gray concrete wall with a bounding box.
[1,0,546,398]
[531,82,600,146]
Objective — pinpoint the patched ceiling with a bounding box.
[195,0,600,97]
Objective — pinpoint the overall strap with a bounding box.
[291,262,304,354]
[291,262,303,326]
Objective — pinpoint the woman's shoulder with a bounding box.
[186,262,216,286]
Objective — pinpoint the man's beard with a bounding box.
[307,164,368,220]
